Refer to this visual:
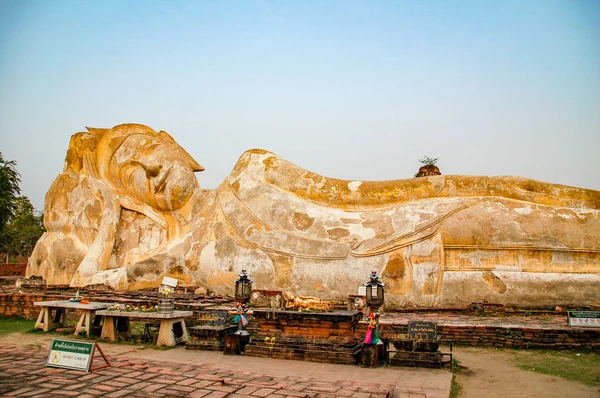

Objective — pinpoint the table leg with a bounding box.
[101,316,131,341]
[35,307,64,332]
[157,318,188,347]
[34,307,47,331]
[75,309,93,336]
[157,319,176,347]
[177,319,189,344]
[100,316,117,341]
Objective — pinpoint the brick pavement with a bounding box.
[0,343,451,398]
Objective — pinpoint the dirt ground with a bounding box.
[451,346,600,398]
[0,333,598,397]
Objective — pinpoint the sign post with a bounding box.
[568,311,600,328]
[46,338,110,372]
[159,276,178,295]
[408,321,438,341]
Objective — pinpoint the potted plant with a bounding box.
[158,287,174,312]
[414,156,441,177]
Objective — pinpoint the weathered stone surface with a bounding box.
[27,124,600,308]
[194,287,208,296]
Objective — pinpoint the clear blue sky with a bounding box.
[1,0,599,211]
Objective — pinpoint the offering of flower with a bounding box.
[107,303,158,312]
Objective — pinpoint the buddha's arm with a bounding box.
[70,180,121,287]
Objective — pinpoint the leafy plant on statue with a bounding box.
[415,156,441,178]
[419,156,438,166]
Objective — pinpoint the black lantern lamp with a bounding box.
[234,269,253,303]
[364,270,385,309]
[232,270,253,353]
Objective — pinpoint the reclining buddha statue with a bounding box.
[27,124,600,308]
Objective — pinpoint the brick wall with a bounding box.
[375,323,600,351]
[1,291,598,352]
[244,309,363,364]
[0,263,27,276]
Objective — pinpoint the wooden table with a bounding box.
[33,300,114,336]
[95,310,193,347]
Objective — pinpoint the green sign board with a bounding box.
[46,338,95,371]
[568,311,600,328]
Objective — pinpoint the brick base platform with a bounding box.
[1,287,598,354]
[187,324,238,351]
[244,309,364,364]
[378,313,600,351]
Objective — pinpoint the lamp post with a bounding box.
[235,269,253,304]
[233,269,253,353]
[364,270,385,310]
[362,270,385,367]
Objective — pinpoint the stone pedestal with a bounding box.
[244,309,363,364]
[223,334,241,355]
[388,337,444,368]
[186,325,237,351]
[361,344,379,367]
[388,351,444,368]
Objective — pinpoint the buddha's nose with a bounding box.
[140,160,162,178]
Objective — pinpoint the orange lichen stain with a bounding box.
[292,212,315,231]
[265,252,294,288]
[185,247,200,272]
[128,279,161,291]
[65,132,99,172]
[482,271,507,294]
[384,255,405,278]
[231,179,241,192]
[422,271,437,295]
[326,227,350,240]
[231,150,268,174]
[341,218,361,224]
[383,253,412,295]
[249,148,270,155]
[262,156,279,172]
[164,267,193,285]
[410,252,438,265]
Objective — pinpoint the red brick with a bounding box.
[252,387,278,397]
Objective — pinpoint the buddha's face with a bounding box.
[109,134,197,211]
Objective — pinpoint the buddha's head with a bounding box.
[94,124,204,212]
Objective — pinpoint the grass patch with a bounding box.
[450,375,462,398]
[511,349,600,386]
[0,316,37,335]
[0,317,174,350]
[451,358,463,373]
[449,358,464,398]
